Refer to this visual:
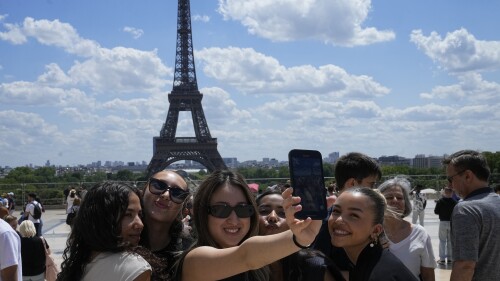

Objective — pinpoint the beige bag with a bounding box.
[42,237,60,281]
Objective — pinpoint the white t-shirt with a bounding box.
[25,200,41,223]
[82,251,151,281]
[388,224,437,279]
[0,219,23,281]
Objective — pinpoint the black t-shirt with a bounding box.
[20,236,48,276]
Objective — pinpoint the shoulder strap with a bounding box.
[41,237,49,253]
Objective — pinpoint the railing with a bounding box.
[2,173,498,208]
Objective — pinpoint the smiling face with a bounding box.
[143,170,188,224]
[208,184,251,248]
[121,192,144,246]
[328,191,382,262]
[257,193,288,236]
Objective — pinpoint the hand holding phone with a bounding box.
[288,149,328,220]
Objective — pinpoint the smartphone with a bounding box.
[288,149,327,220]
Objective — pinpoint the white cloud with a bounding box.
[0,21,27,44]
[196,47,390,98]
[0,110,62,148]
[0,80,95,108]
[21,17,101,57]
[68,47,171,93]
[193,15,210,22]
[1,18,172,94]
[420,73,500,102]
[123,26,144,39]
[217,0,395,46]
[410,28,500,73]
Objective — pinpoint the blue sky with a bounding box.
[1,0,500,167]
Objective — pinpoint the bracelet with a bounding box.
[292,234,311,249]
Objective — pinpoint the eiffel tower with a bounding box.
[147,0,227,176]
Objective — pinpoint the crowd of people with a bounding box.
[1,149,499,281]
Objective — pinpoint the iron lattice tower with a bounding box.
[147,0,227,176]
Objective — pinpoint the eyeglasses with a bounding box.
[148,178,190,204]
[208,204,255,219]
[258,207,286,218]
[447,170,466,183]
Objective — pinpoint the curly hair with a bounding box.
[57,181,149,280]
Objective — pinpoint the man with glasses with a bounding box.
[443,150,500,281]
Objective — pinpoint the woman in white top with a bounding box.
[66,189,78,214]
[378,177,437,281]
[58,182,158,281]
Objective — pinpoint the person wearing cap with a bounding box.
[434,187,457,265]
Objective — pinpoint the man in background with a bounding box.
[444,150,500,281]
[434,187,457,265]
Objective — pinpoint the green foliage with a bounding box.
[116,170,135,181]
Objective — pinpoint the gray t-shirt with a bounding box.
[451,190,500,281]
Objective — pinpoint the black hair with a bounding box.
[335,152,382,191]
[58,181,162,280]
[256,189,283,206]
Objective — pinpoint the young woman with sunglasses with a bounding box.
[140,170,192,278]
[257,189,345,281]
[172,170,321,281]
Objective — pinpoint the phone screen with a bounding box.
[288,149,327,220]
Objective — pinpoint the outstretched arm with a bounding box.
[181,188,321,281]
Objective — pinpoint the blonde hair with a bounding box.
[19,220,37,238]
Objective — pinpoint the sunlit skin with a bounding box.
[121,193,144,246]
[142,170,188,251]
[338,175,380,194]
[258,194,288,236]
[143,171,188,224]
[357,175,380,189]
[208,184,251,248]
[446,165,469,198]
[8,220,18,231]
[328,192,382,264]
[382,186,405,214]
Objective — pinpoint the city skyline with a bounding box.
[1,1,500,167]
[2,152,448,169]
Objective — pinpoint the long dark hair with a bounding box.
[172,170,268,281]
[57,181,151,280]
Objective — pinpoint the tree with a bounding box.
[116,170,135,181]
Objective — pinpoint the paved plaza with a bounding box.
[36,200,451,280]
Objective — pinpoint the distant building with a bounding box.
[378,155,411,166]
[325,152,340,164]
[223,158,238,168]
[412,154,444,169]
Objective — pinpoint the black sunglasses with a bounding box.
[208,204,255,219]
[148,178,190,204]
